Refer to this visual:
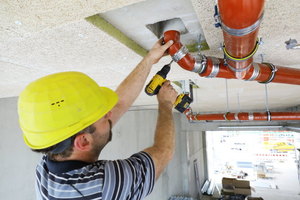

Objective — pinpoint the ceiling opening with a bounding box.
[89,0,209,55]
[146,17,188,39]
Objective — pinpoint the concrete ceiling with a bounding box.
[1,0,300,114]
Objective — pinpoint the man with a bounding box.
[18,39,177,199]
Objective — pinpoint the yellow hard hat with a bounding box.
[18,71,118,149]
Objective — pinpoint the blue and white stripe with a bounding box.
[35,152,155,200]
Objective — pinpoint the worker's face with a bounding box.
[90,111,113,157]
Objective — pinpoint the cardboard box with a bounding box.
[222,178,235,190]
[222,177,251,195]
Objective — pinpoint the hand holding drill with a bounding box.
[145,61,193,113]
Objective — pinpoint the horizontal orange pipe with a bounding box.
[258,64,300,85]
[186,112,300,121]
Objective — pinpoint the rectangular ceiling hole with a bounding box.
[146,18,188,39]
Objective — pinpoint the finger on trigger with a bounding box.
[165,80,171,86]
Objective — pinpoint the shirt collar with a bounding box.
[45,156,91,174]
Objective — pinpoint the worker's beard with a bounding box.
[91,119,113,158]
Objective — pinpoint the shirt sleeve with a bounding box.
[102,152,155,200]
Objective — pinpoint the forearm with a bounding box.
[110,40,174,125]
[144,103,175,180]
[111,55,154,124]
[153,103,175,157]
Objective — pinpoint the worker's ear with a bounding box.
[73,133,92,151]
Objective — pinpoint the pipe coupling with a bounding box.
[227,62,252,72]
[221,13,264,37]
[172,46,188,62]
[206,57,220,78]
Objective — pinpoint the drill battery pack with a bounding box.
[174,94,193,113]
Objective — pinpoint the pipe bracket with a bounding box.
[223,39,260,62]
[172,46,188,62]
[245,63,260,81]
[221,13,264,36]
[234,113,239,120]
[267,111,272,121]
[206,57,220,78]
[184,108,193,121]
[248,112,254,121]
[259,63,277,84]
[223,112,230,121]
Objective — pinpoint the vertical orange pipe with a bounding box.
[218,0,265,78]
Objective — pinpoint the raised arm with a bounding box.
[143,81,178,180]
[110,39,174,125]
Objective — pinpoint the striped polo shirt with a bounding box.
[35,152,155,200]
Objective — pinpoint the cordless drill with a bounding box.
[145,63,171,96]
[145,62,193,113]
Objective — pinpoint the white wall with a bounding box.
[184,131,208,199]
[0,97,207,199]
[0,97,41,199]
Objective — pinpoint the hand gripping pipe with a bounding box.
[164,30,300,85]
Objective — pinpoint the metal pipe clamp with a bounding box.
[172,46,188,62]
[207,57,220,78]
[246,63,260,81]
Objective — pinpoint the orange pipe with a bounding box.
[166,32,196,71]
[185,112,300,121]
[163,0,300,121]
[199,57,236,79]
[218,0,265,78]
[218,0,264,29]
[163,30,300,85]
[258,64,300,85]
